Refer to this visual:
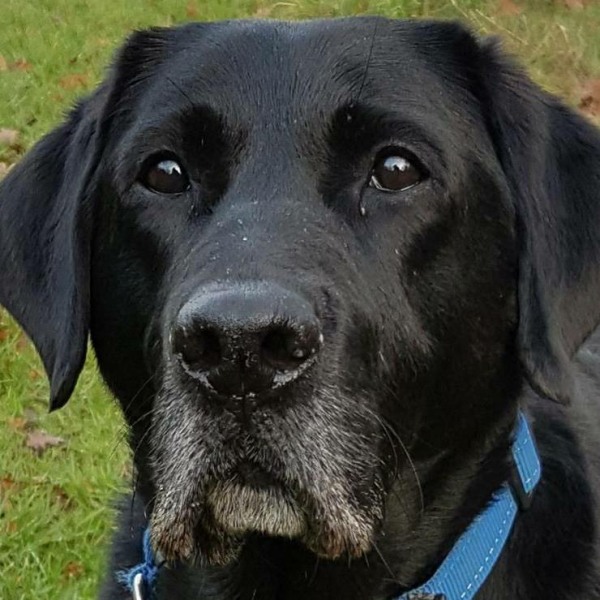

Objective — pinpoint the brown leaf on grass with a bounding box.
[25,430,65,455]
[0,475,17,493]
[7,417,28,431]
[0,325,9,341]
[579,79,600,118]
[93,37,111,48]
[58,73,89,91]
[186,2,199,18]
[0,128,19,147]
[0,55,8,71]
[16,333,31,352]
[4,521,18,534]
[28,368,42,381]
[52,484,75,510]
[7,409,37,432]
[563,0,585,9]
[10,58,32,72]
[497,0,522,16]
[62,561,85,580]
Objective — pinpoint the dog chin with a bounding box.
[151,476,379,567]
[206,481,307,538]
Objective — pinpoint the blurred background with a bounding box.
[0,0,598,598]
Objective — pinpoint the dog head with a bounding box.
[2,18,599,568]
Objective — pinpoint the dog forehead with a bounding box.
[133,18,480,126]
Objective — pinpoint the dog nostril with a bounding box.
[261,325,319,371]
[173,326,222,372]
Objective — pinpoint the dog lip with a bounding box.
[234,461,283,489]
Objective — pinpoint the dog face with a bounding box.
[2,18,600,570]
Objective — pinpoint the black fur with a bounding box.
[1,17,600,599]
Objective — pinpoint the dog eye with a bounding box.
[141,158,190,194]
[370,152,424,192]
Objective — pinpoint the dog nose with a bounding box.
[172,283,322,396]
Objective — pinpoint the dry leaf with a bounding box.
[0,475,17,493]
[579,79,600,118]
[58,73,89,91]
[0,325,9,341]
[4,521,18,534]
[7,417,28,431]
[0,129,19,147]
[16,333,30,351]
[186,2,199,18]
[497,0,522,16]
[25,430,65,455]
[52,484,75,509]
[7,409,37,432]
[0,55,7,72]
[62,561,85,580]
[11,58,31,72]
[28,368,42,381]
[563,0,585,9]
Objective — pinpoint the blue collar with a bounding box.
[399,411,542,600]
[119,411,541,600]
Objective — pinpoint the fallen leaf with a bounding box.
[16,333,30,352]
[579,78,600,118]
[58,73,89,91]
[186,2,199,18]
[0,55,7,71]
[253,4,273,17]
[0,325,9,341]
[10,58,31,72]
[52,484,75,510]
[28,368,42,381]
[7,417,28,431]
[0,475,16,493]
[497,0,522,16]
[4,521,18,534]
[62,561,85,580]
[563,0,585,9]
[0,129,19,147]
[93,37,111,48]
[7,409,37,432]
[25,430,65,455]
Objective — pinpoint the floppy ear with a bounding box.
[0,96,103,411]
[479,40,600,403]
[0,27,179,411]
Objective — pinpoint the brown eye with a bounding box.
[142,158,190,194]
[370,153,424,192]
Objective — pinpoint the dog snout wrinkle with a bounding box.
[172,282,322,397]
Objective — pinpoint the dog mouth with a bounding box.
[207,469,307,539]
[149,377,386,567]
[150,461,308,565]
[150,456,381,567]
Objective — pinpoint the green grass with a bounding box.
[0,0,598,598]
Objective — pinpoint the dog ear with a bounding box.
[0,27,176,411]
[479,39,600,403]
[0,95,103,411]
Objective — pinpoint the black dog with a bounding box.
[2,17,600,599]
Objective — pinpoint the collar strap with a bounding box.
[398,411,541,600]
[117,528,160,600]
[118,412,541,600]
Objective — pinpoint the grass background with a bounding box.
[0,0,599,598]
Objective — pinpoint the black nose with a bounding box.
[172,282,323,396]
